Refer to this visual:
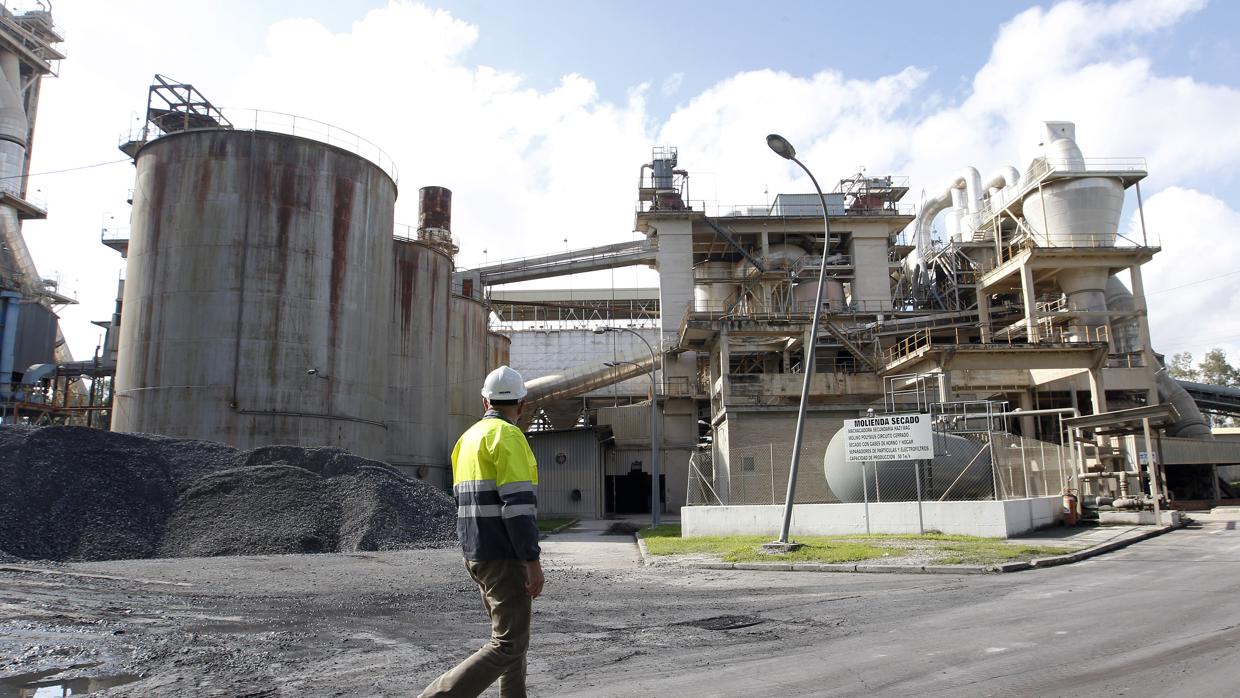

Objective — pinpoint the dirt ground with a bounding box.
[3,516,1238,697]
[0,544,974,696]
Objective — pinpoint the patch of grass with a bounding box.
[643,526,1077,566]
[933,540,1077,565]
[641,525,887,564]
[536,518,575,533]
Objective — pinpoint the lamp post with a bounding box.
[595,326,660,526]
[765,133,833,549]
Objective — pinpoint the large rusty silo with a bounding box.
[113,129,396,459]
[487,331,511,373]
[443,291,489,462]
[388,219,452,482]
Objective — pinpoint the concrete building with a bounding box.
[491,131,1240,516]
[70,71,1240,519]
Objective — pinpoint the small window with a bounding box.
[741,456,756,472]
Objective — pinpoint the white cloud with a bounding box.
[226,3,653,266]
[661,72,683,97]
[1129,187,1240,359]
[17,0,1240,364]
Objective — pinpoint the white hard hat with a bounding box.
[481,365,527,400]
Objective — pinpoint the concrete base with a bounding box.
[1098,510,1182,526]
[683,497,1062,539]
[760,541,804,553]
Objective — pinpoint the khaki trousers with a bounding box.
[420,559,531,698]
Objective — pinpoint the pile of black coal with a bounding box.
[0,426,456,562]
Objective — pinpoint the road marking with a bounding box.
[985,647,1008,653]
[1054,631,1068,635]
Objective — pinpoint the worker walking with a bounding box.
[420,365,543,698]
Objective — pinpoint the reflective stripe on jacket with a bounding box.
[452,411,540,561]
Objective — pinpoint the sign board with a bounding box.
[844,413,934,463]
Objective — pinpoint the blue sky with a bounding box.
[22,0,1240,360]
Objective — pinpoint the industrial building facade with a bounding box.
[0,33,1225,521]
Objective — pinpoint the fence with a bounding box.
[687,431,1074,513]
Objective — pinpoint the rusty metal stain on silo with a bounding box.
[389,238,453,482]
[442,292,489,463]
[487,331,511,372]
[113,129,396,460]
[418,186,452,232]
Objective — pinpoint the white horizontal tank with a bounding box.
[823,428,994,502]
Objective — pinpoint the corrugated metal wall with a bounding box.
[1154,436,1240,465]
[527,428,603,517]
[13,300,56,374]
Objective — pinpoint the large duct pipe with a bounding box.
[947,188,965,242]
[0,50,26,196]
[985,165,1020,192]
[1104,276,1141,352]
[1105,276,1210,437]
[1155,368,1212,437]
[957,166,983,220]
[524,351,657,408]
[1059,268,1110,341]
[907,167,984,259]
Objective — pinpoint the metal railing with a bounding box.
[685,298,896,322]
[1106,352,1145,369]
[120,107,399,184]
[393,222,460,252]
[883,323,1112,368]
[101,225,129,243]
[642,200,916,218]
[882,329,931,366]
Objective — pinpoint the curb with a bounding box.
[1023,521,1181,570]
[635,522,1182,575]
[634,530,652,566]
[538,519,579,540]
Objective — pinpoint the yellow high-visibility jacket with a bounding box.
[452,410,540,561]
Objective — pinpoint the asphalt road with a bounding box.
[1,515,1237,697]
[555,515,1240,697]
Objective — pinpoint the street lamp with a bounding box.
[764,133,834,550]
[595,326,661,526]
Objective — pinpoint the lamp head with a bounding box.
[766,133,796,160]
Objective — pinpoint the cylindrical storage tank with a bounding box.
[487,331,511,373]
[794,277,846,312]
[1022,177,1124,247]
[388,238,452,481]
[824,429,993,502]
[113,129,396,459]
[418,186,452,232]
[441,292,489,463]
[693,261,736,312]
[0,49,28,189]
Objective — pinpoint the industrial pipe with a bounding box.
[523,350,657,409]
[1106,276,1211,437]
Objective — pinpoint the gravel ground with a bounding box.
[0,426,456,562]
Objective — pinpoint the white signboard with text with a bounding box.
[844,413,934,463]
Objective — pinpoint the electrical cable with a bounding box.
[1145,268,1240,296]
[0,158,131,181]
